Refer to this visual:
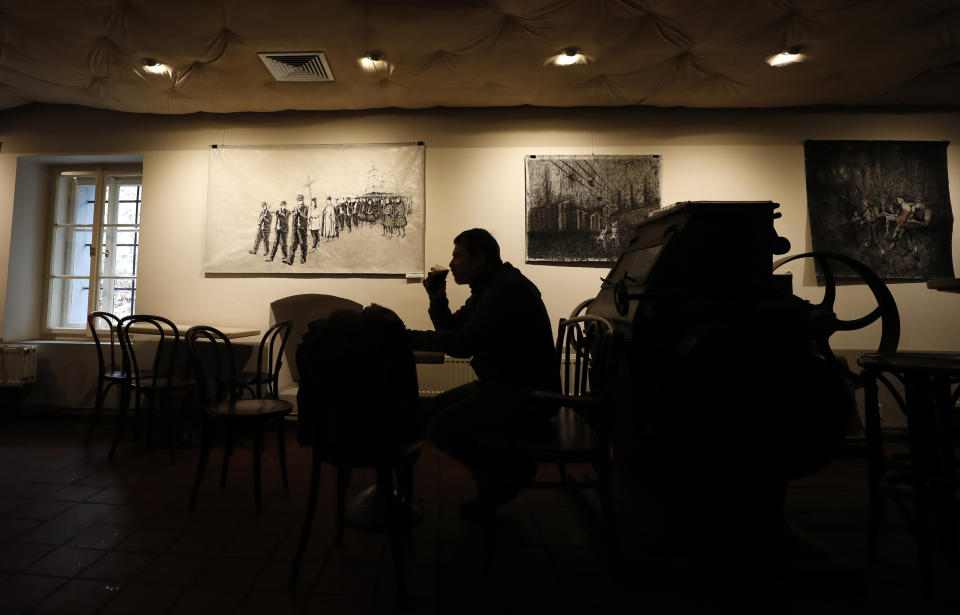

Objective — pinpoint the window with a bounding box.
[46,167,143,334]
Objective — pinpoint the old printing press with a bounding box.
[588,201,862,546]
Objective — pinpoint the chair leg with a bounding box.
[221,424,234,487]
[277,417,289,491]
[166,392,177,464]
[335,465,349,546]
[190,418,214,510]
[378,466,407,607]
[108,389,132,462]
[596,456,620,562]
[289,446,323,592]
[397,462,416,558]
[253,424,264,515]
[86,380,107,445]
[862,373,886,558]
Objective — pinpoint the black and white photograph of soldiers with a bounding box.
[804,140,954,280]
[249,201,272,256]
[286,195,309,265]
[204,144,424,274]
[321,196,338,240]
[335,198,349,233]
[266,200,290,263]
[308,197,321,251]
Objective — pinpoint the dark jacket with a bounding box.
[409,262,559,392]
[296,305,419,454]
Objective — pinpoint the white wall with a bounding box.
[0,104,958,409]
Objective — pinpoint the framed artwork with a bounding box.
[204,143,425,274]
[525,154,661,265]
[804,140,953,281]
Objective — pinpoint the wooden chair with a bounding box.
[185,325,293,515]
[86,311,133,444]
[288,307,420,606]
[112,315,196,462]
[269,294,362,383]
[237,320,292,399]
[476,307,620,553]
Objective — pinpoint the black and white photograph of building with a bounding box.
[525,155,660,265]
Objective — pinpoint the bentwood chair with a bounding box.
[114,315,196,462]
[186,325,293,515]
[289,306,420,606]
[859,352,960,577]
[86,311,134,444]
[476,307,620,556]
[237,320,292,400]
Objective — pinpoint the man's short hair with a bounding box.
[454,228,502,267]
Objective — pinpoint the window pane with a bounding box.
[98,277,136,318]
[50,227,92,276]
[47,278,89,329]
[54,175,96,225]
[100,227,139,277]
[104,177,142,225]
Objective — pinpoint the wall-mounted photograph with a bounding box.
[204,143,424,274]
[804,140,953,281]
[524,154,661,265]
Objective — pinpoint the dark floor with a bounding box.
[0,411,957,615]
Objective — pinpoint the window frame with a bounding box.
[43,163,143,338]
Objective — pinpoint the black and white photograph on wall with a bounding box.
[204,143,424,274]
[525,154,661,265]
[804,140,953,281]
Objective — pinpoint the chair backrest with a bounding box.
[185,325,237,408]
[295,305,419,458]
[557,314,617,400]
[88,311,125,376]
[255,320,292,399]
[270,294,362,382]
[119,314,180,390]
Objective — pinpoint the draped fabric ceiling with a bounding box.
[0,0,958,115]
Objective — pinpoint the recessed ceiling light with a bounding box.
[766,46,806,67]
[142,57,170,74]
[360,51,386,72]
[553,47,585,66]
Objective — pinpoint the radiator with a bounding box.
[0,344,38,388]
[416,357,476,397]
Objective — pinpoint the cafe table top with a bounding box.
[926,278,960,293]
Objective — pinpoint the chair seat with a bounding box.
[105,369,152,382]
[478,407,601,461]
[131,376,196,391]
[207,398,292,419]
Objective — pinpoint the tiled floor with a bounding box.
[0,412,956,614]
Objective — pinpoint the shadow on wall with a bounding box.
[28,345,99,408]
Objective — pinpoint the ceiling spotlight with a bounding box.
[360,51,385,72]
[554,47,584,66]
[765,46,806,67]
[142,57,170,74]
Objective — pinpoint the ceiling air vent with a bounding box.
[258,51,334,82]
